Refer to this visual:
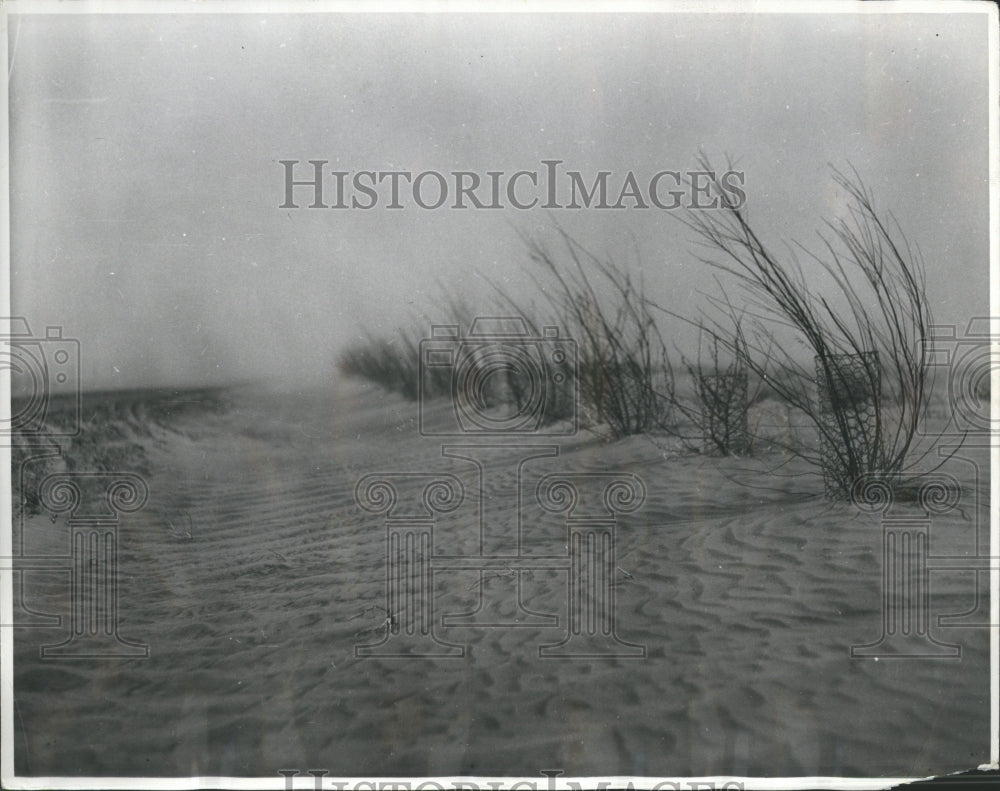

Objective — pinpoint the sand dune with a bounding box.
[10,380,990,778]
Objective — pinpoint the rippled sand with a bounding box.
[10,381,991,779]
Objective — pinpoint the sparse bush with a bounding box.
[677,332,751,456]
[338,331,424,400]
[636,321,757,455]
[513,227,675,438]
[338,293,483,403]
[341,232,675,440]
[671,158,933,498]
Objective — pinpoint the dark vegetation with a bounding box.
[11,387,230,515]
[339,161,965,498]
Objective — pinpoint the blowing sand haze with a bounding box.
[2,2,996,788]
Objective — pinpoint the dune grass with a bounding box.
[339,230,676,439]
[669,159,936,498]
[338,333,424,401]
[11,388,228,515]
[337,294,479,404]
[11,420,149,516]
[674,331,752,456]
[504,226,675,437]
[339,160,941,499]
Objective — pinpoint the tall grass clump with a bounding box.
[338,331,424,400]
[671,158,933,498]
[668,328,753,456]
[339,230,676,440]
[509,227,675,438]
[337,292,478,401]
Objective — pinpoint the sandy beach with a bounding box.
[8,380,990,779]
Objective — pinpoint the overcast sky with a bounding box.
[8,8,991,391]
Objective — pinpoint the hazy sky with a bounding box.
[8,8,992,391]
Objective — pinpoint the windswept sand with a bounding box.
[11,380,991,778]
